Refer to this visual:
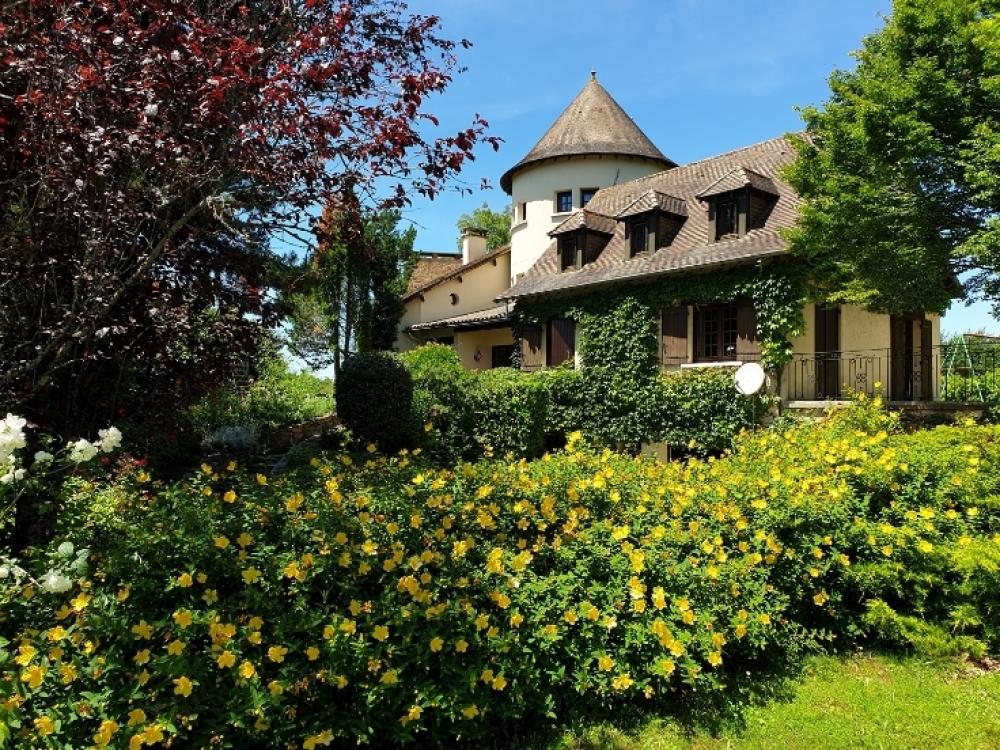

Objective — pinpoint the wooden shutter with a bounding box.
[547,318,576,367]
[920,318,933,400]
[661,306,688,365]
[735,302,760,358]
[520,325,544,370]
[890,314,908,401]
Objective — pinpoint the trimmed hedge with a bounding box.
[401,344,768,461]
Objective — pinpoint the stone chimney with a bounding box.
[461,227,489,265]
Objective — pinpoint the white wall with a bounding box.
[508,157,666,280]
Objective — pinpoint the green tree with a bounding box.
[456,202,511,251]
[285,207,416,377]
[785,0,1000,316]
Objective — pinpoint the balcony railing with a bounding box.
[785,345,999,402]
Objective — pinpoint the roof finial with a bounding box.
[590,69,597,81]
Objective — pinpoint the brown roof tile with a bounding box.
[499,136,801,301]
[696,166,779,199]
[408,304,510,332]
[615,189,688,219]
[500,75,675,193]
[548,209,617,237]
[406,253,462,295]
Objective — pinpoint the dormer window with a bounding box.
[559,234,579,271]
[715,196,738,241]
[628,219,649,256]
[549,209,616,272]
[615,190,687,256]
[697,167,780,244]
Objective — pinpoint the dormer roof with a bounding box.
[615,189,687,220]
[548,209,617,237]
[500,74,675,193]
[696,166,779,200]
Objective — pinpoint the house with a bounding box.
[400,73,946,403]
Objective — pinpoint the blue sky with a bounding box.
[399,0,997,335]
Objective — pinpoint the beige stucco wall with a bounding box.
[396,251,511,352]
[455,328,516,370]
[509,157,666,280]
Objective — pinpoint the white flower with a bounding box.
[13,468,25,481]
[57,542,75,558]
[33,451,54,464]
[98,426,122,453]
[67,439,99,464]
[39,570,73,594]
[144,103,159,118]
[0,471,13,485]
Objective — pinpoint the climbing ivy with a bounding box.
[512,263,806,374]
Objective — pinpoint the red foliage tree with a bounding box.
[0,0,497,434]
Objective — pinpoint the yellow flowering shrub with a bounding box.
[1,400,998,747]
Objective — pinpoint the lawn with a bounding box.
[552,654,1000,750]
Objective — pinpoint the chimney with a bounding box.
[461,227,489,265]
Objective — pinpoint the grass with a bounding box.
[549,653,1000,750]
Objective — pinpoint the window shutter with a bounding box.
[520,326,544,370]
[661,306,688,365]
[736,302,760,358]
[547,318,576,367]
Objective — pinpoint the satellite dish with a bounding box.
[734,362,766,395]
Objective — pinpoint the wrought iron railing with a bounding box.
[784,345,999,402]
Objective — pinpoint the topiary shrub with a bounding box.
[336,352,413,453]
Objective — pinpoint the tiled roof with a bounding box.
[408,304,510,332]
[500,75,675,193]
[615,189,688,219]
[406,253,462,295]
[498,136,802,301]
[403,245,511,302]
[548,209,617,237]
[696,166,779,199]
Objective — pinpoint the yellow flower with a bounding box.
[166,639,185,656]
[256,473,268,485]
[813,590,829,606]
[381,669,398,685]
[372,625,389,642]
[237,532,253,547]
[217,651,237,668]
[136,470,151,483]
[758,613,771,626]
[659,658,676,676]
[268,680,284,696]
[143,724,164,744]
[510,612,524,628]
[213,535,230,549]
[563,609,578,625]
[172,609,193,628]
[267,645,288,663]
[14,644,36,666]
[127,708,147,726]
[242,568,262,584]
[117,586,131,602]
[239,660,257,679]
[202,588,218,604]
[611,673,634,691]
[461,705,480,719]
[173,676,194,697]
[455,639,469,653]
[34,715,56,736]
[707,650,723,667]
[132,620,153,640]
[177,572,193,588]
[597,654,615,671]
[248,631,263,645]
[223,489,237,503]
[201,486,213,497]
[70,592,91,612]
[490,674,507,691]
[402,704,423,725]
[134,649,151,665]
[21,665,46,689]
[93,719,119,748]
[429,636,444,652]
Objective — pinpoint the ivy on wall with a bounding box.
[511,263,807,374]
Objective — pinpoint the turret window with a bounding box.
[580,188,597,207]
[555,191,572,213]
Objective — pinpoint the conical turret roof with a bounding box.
[500,74,674,193]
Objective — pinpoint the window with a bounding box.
[629,220,648,256]
[547,318,576,367]
[491,344,516,369]
[449,292,459,306]
[715,196,738,240]
[694,304,738,361]
[518,202,527,222]
[580,188,598,206]
[559,234,579,271]
[555,190,572,213]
